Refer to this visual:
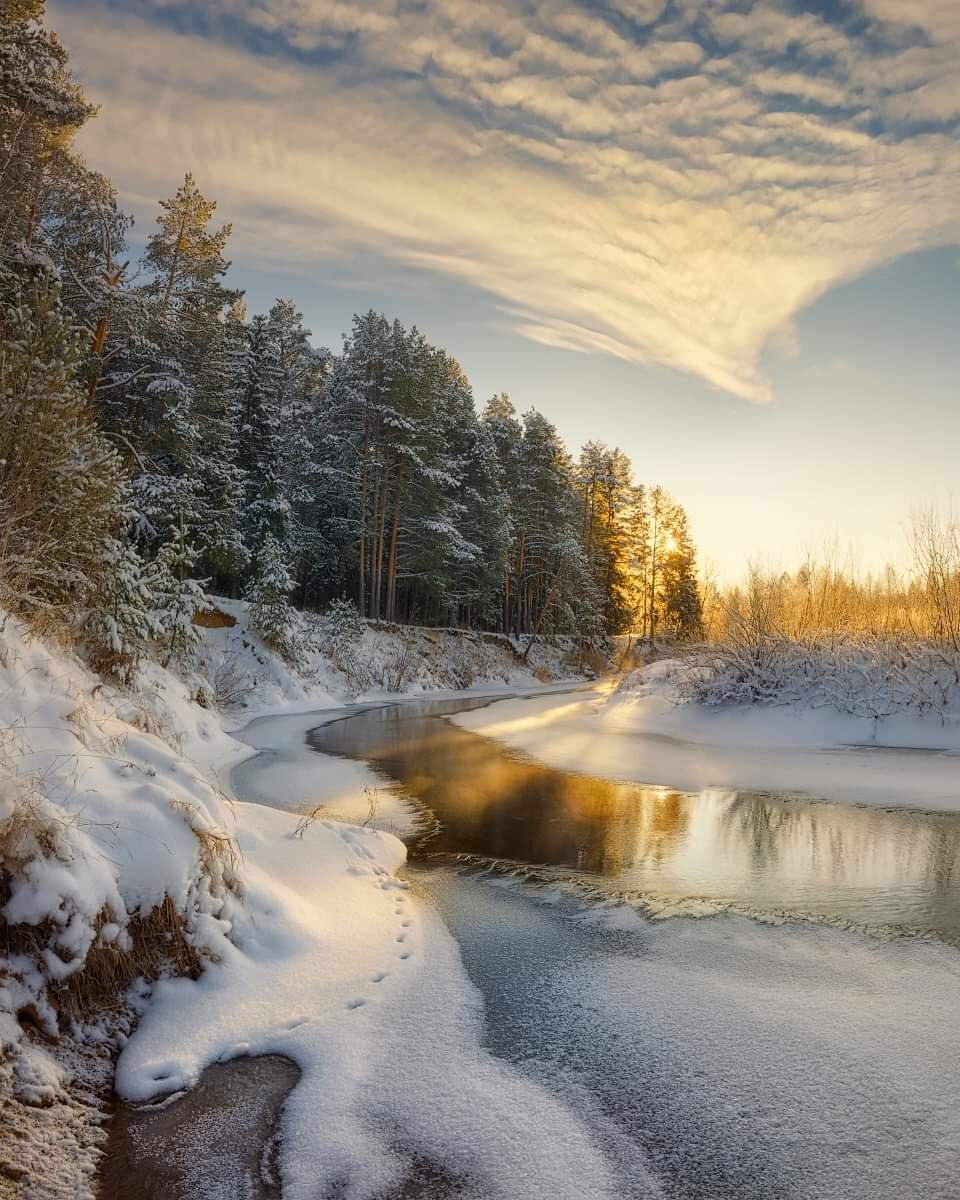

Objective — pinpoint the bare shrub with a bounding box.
[209,652,254,713]
[380,641,415,693]
[686,534,960,719]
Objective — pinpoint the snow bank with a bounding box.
[0,616,242,1035]
[451,669,960,812]
[183,596,590,723]
[1,601,592,1195]
[117,804,618,1200]
[605,656,960,751]
[0,613,248,1195]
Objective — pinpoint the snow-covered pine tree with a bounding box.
[0,273,124,615]
[84,534,163,681]
[236,298,325,593]
[194,295,249,590]
[150,520,209,668]
[0,0,95,280]
[481,393,522,632]
[245,533,298,659]
[114,175,239,553]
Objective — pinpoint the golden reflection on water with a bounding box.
[311,701,960,934]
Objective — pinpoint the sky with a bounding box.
[50,0,960,581]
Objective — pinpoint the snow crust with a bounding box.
[452,667,960,812]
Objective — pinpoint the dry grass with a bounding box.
[85,641,138,685]
[0,778,236,1039]
[0,794,202,1025]
[1,897,203,1026]
[191,607,237,629]
[60,899,202,1021]
[293,785,381,837]
[20,605,76,653]
[167,797,241,882]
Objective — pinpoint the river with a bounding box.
[105,690,960,1199]
[309,691,960,1200]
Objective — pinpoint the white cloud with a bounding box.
[50,0,960,402]
[860,0,960,45]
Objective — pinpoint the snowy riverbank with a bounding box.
[452,660,960,812]
[0,602,592,1197]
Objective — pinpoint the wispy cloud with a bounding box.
[53,0,960,401]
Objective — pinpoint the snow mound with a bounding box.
[0,614,242,1086]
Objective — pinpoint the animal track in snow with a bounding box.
[345,998,366,1010]
[371,972,388,983]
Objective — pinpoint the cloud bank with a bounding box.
[53,0,960,401]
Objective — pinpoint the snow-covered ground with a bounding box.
[0,603,589,1197]
[117,804,620,1200]
[452,660,960,812]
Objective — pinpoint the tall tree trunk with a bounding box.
[161,213,187,314]
[522,557,564,663]
[358,420,370,616]
[385,465,405,623]
[370,464,383,621]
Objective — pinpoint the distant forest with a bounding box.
[0,2,702,666]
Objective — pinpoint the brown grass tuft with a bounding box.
[191,607,237,629]
[60,899,202,1021]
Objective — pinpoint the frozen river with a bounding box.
[308,692,960,1200]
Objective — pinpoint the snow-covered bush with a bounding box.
[683,635,960,721]
[151,525,209,668]
[207,651,255,712]
[1,782,127,1007]
[375,638,416,693]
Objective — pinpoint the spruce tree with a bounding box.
[245,533,298,658]
[150,520,209,667]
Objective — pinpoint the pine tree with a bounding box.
[0,0,95,276]
[150,520,209,667]
[84,534,163,681]
[661,503,703,639]
[0,273,124,614]
[196,295,249,589]
[113,175,239,552]
[245,533,298,658]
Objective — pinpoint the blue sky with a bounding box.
[51,0,960,578]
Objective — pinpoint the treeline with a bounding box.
[704,515,960,650]
[0,2,702,668]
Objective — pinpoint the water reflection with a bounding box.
[310,699,960,938]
